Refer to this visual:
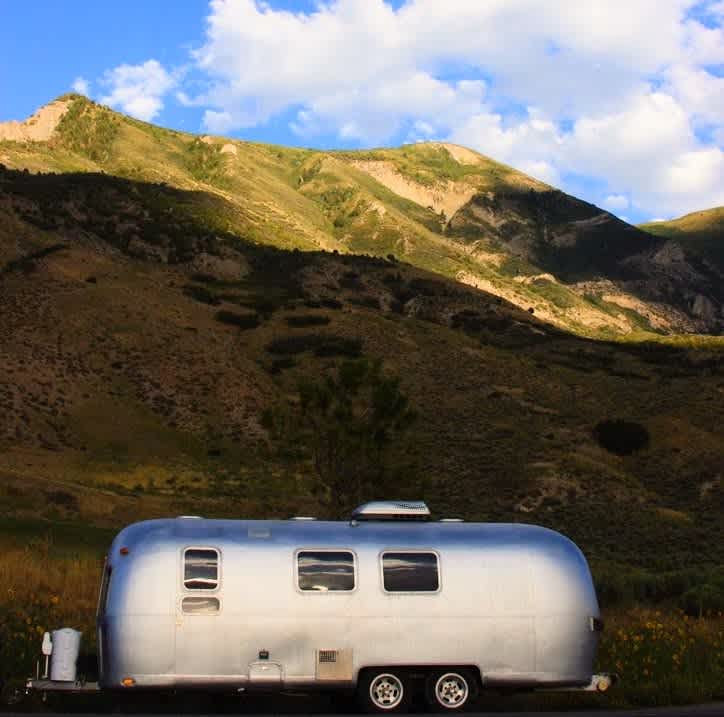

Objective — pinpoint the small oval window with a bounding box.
[182,596,220,614]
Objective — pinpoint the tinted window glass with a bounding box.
[182,596,220,614]
[298,551,355,591]
[184,548,219,590]
[382,552,439,592]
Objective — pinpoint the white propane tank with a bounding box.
[49,628,82,682]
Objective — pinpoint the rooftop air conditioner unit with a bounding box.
[351,501,431,521]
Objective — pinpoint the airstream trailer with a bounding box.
[27,502,615,711]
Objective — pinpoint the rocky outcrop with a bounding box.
[0,100,70,142]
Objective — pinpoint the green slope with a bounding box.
[2,94,723,336]
[640,207,724,266]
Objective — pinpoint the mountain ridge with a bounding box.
[2,94,722,335]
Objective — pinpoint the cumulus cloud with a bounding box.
[603,195,630,211]
[183,0,723,217]
[87,1,722,219]
[100,60,177,122]
[71,77,90,96]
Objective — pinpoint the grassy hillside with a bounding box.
[640,207,724,265]
[1,99,723,702]
[2,95,723,336]
[1,162,723,565]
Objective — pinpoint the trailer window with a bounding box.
[184,548,219,590]
[382,552,439,592]
[297,551,355,592]
[182,596,220,614]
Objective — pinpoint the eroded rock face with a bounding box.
[652,241,687,267]
[692,294,717,322]
[0,100,71,142]
[351,160,477,219]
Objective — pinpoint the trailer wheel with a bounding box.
[359,670,410,713]
[426,670,476,711]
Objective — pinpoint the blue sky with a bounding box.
[2,0,723,223]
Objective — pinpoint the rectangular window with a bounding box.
[184,548,219,590]
[297,551,355,592]
[382,552,439,592]
[182,596,220,614]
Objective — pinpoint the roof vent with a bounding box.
[351,501,431,521]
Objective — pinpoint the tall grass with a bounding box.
[599,608,724,706]
[0,536,101,681]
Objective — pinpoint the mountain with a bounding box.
[1,94,723,580]
[2,95,723,336]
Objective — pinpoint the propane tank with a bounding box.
[49,628,82,682]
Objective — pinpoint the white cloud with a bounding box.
[562,91,724,215]
[448,89,724,217]
[603,195,630,210]
[664,64,724,125]
[89,0,723,219]
[100,60,177,122]
[517,160,560,186]
[203,109,235,134]
[72,77,90,96]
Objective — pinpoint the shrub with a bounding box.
[269,357,296,374]
[348,295,380,310]
[340,271,362,290]
[594,419,650,456]
[183,284,221,306]
[214,310,259,329]
[313,336,362,358]
[285,315,331,328]
[266,334,362,358]
[680,582,724,618]
[451,310,486,334]
[408,277,445,296]
[320,298,343,310]
[44,490,79,512]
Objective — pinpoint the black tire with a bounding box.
[358,669,411,713]
[425,670,477,711]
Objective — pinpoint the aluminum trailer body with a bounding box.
[96,507,606,702]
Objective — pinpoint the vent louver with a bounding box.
[318,650,338,663]
[351,501,431,521]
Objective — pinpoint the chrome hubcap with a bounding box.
[435,673,469,708]
[370,674,404,709]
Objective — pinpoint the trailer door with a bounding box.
[175,547,228,680]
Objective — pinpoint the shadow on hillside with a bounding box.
[2,165,722,363]
[448,188,724,331]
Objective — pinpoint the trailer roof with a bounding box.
[110,517,580,556]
